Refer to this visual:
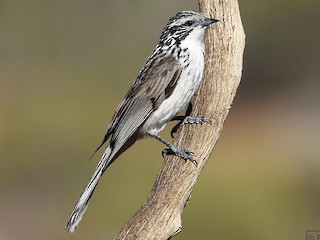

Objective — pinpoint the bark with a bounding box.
[114,0,245,239]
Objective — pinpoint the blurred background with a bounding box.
[1,0,319,239]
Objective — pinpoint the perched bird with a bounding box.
[67,10,218,232]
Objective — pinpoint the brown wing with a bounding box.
[93,52,182,159]
[129,53,181,100]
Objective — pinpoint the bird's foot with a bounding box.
[162,144,197,166]
[171,116,211,137]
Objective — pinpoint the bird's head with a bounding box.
[159,10,219,47]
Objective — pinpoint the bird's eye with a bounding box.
[185,21,193,26]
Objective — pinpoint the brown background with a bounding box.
[1,1,319,239]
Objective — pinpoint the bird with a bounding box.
[66,10,218,232]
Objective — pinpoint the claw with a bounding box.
[148,131,197,166]
[182,116,211,125]
[190,159,198,167]
[171,116,211,137]
[170,124,180,138]
[162,147,197,166]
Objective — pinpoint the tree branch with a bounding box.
[114,0,245,239]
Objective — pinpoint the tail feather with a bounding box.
[66,146,112,233]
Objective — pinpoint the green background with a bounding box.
[1,0,319,239]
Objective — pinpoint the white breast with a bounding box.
[141,28,206,135]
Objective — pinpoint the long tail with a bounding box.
[66,146,112,233]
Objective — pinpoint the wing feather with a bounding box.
[95,52,182,160]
